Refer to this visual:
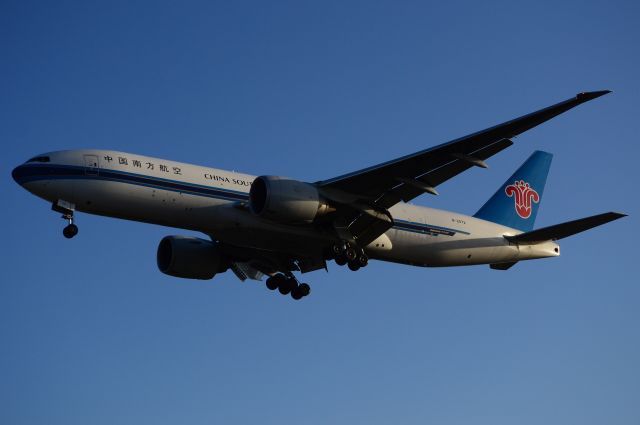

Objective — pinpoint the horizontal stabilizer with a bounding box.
[505,212,627,244]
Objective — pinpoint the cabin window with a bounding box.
[26,156,50,163]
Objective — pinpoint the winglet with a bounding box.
[576,90,612,102]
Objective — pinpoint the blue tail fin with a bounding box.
[474,151,553,231]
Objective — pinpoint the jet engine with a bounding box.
[249,175,333,223]
[156,236,227,280]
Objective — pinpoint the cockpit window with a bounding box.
[26,156,50,163]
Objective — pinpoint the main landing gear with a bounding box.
[265,273,311,301]
[332,242,368,271]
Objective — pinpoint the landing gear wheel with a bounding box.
[344,247,358,262]
[357,254,369,267]
[348,261,361,271]
[267,272,311,299]
[298,283,311,297]
[291,283,310,300]
[335,255,347,266]
[266,276,279,291]
[63,224,78,239]
[291,287,303,300]
[278,278,295,295]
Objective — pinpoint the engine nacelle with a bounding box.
[156,236,226,280]
[249,175,332,223]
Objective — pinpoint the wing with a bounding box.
[317,90,610,246]
[218,242,327,282]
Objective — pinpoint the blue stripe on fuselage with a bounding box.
[393,219,469,236]
[13,163,249,201]
[14,163,468,237]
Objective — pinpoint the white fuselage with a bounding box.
[12,150,559,267]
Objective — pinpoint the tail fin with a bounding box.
[474,151,553,232]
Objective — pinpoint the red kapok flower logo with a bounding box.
[505,180,540,219]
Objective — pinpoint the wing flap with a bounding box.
[220,243,327,281]
[348,210,394,246]
[375,137,513,209]
[230,262,265,281]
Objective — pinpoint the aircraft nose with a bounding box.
[12,164,27,186]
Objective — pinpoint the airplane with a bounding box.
[12,90,626,300]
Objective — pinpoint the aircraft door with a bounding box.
[84,154,99,175]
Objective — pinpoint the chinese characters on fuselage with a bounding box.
[104,155,182,175]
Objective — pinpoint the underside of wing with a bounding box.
[218,241,327,282]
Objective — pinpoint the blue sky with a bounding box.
[2,1,638,424]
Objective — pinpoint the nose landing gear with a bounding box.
[52,200,78,239]
[62,216,78,239]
